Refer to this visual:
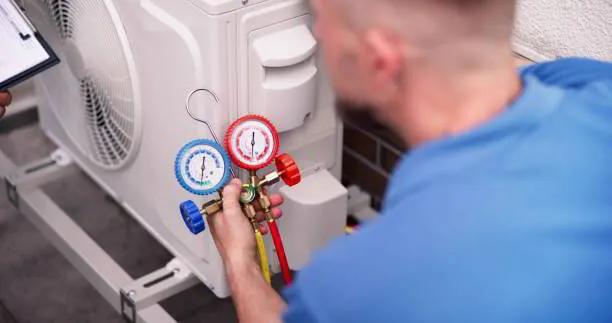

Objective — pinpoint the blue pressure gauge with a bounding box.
[175,139,231,195]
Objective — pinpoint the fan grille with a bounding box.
[46,0,73,39]
[41,0,139,169]
[81,78,132,164]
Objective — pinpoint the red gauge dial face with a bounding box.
[226,116,280,170]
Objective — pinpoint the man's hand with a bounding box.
[0,91,12,119]
[207,178,284,272]
[208,178,288,323]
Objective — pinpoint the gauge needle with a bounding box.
[200,156,206,185]
[251,132,256,159]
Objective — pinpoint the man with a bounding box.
[0,91,11,119]
[210,0,612,322]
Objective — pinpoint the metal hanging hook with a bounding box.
[185,88,223,145]
[185,88,237,178]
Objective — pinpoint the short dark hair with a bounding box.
[432,0,518,39]
[333,0,517,41]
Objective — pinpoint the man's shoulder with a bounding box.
[522,58,612,123]
[523,57,612,92]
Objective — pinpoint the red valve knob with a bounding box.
[275,154,301,187]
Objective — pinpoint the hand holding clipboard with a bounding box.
[0,0,60,91]
[0,91,11,118]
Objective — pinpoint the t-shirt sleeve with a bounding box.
[282,284,321,323]
[521,57,612,88]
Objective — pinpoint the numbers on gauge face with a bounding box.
[229,118,279,168]
[175,140,230,195]
[185,149,223,188]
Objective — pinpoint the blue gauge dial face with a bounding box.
[175,140,230,195]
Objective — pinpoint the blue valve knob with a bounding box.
[180,200,205,234]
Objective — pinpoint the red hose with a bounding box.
[268,220,292,285]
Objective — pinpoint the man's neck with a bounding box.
[395,59,523,147]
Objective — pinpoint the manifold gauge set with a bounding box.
[174,90,301,286]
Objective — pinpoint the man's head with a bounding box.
[311,0,517,127]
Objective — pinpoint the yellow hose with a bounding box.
[255,229,271,284]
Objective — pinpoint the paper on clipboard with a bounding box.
[0,0,59,90]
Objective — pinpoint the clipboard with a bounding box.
[0,0,60,91]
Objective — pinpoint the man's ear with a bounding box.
[363,29,403,101]
[365,30,403,81]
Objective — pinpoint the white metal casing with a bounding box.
[25,0,346,297]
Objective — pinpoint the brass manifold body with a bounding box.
[198,168,284,223]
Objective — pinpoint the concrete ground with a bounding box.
[0,112,242,322]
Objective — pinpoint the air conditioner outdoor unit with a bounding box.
[23,0,347,297]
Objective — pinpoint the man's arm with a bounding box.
[0,91,12,118]
[226,258,286,323]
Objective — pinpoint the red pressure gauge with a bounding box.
[225,115,280,170]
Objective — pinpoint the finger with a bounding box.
[255,207,283,222]
[228,178,241,186]
[268,194,284,207]
[0,91,12,106]
[221,179,242,214]
[253,194,284,211]
[0,106,5,119]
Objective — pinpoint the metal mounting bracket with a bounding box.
[0,149,194,323]
[4,149,77,209]
[120,259,198,323]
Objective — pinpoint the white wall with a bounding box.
[514,0,612,61]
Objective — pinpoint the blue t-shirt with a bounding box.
[283,58,612,323]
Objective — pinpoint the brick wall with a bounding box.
[341,55,534,211]
[340,108,408,211]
